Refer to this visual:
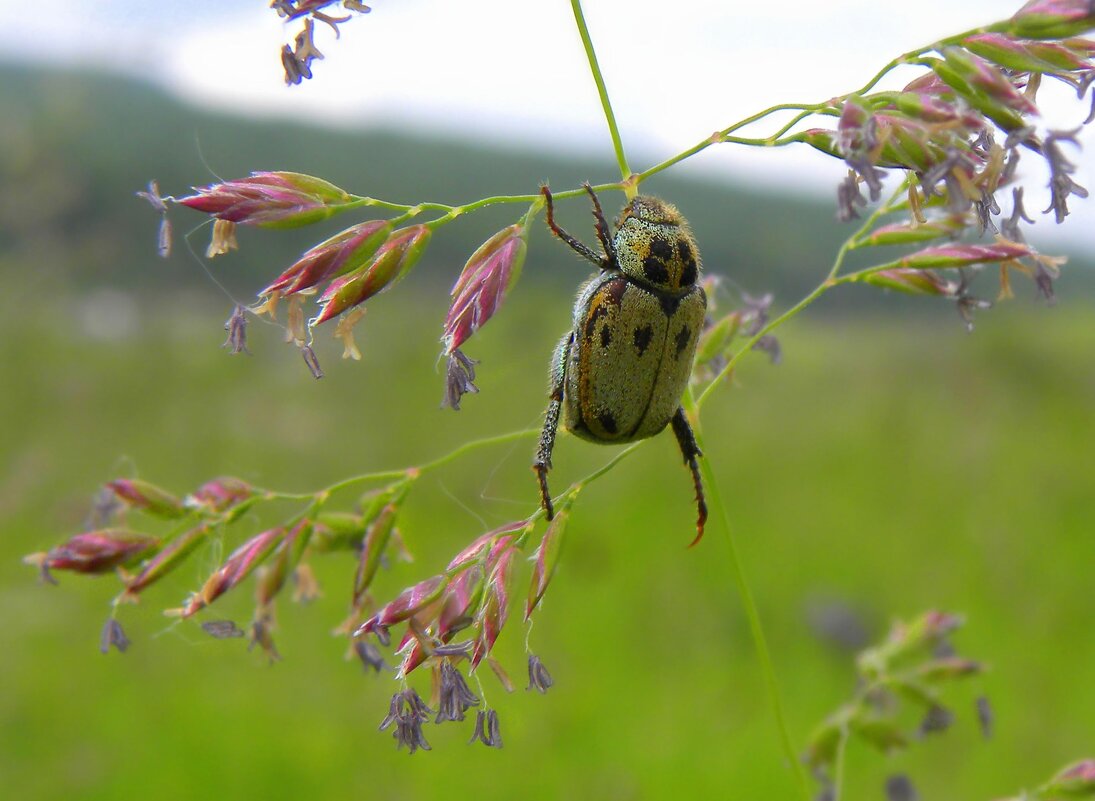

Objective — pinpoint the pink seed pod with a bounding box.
[186,477,255,514]
[894,240,1033,270]
[180,527,286,617]
[863,268,961,296]
[1042,759,1095,796]
[176,171,352,228]
[261,220,392,297]
[355,574,449,637]
[471,545,516,668]
[527,506,570,620]
[964,32,1093,73]
[441,224,527,354]
[106,478,186,519]
[312,225,432,324]
[1009,0,1095,40]
[123,525,211,598]
[25,529,160,578]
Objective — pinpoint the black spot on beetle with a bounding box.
[582,280,626,339]
[597,411,618,434]
[583,304,609,339]
[658,292,682,317]
[633,324,653,356]
[600,326,612,348]
[642,256,670,285]
[677,242,698,286]
[680,261,697,287]
[675,325,691,358]
[649,237,674,261]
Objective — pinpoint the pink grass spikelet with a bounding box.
[179,527,286,617]
[940,47,1040,116]
[436,565,485,641]
[25,530,160,580]
[441,224,527,355]
[1010,0,1095,39]
[471,545,516,668]
[262,220,392,297]
[256,520,314,608]
[895,241,1034,270]
[357,574,449,634]
[1042,759,1095,795]
[106,478,186,519]
[351,502,399,605]
[446,520,527,572]
[312,225,431,324]
[186,477,255,514]
[123,524,211,598]
[964,32,1094,73]
[526,506,569,619]
[864,268,960,296]
[177,171,352,228]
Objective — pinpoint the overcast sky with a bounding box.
[1,0,1093,249]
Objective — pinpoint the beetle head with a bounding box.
[614,196,701,292]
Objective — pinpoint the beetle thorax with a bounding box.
[613,196,701,293]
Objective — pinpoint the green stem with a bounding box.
[256,427,541,501]
[637,135,720,182]
[723,103,822,137]
[832,725,850,801]
[694,429,812,799]
[573,442,643,488]
[337,183,626,227]
[570,0,632,184]
[852,25,988,98]
[638,25,991,187]
[417,428,541,473]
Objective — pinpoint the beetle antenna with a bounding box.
[582,183,617,268]
[540,185,605,268]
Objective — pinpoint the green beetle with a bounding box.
[534,184,708,541]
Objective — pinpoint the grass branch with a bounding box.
[569,0,632,186]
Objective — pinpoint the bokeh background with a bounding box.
[1,2,1093,799]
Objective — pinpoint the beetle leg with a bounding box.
[541,185,605,268]
[670,407,708,545]
[582,183,617,267]
[533,332,573,520]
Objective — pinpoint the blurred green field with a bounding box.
[2,284,1093,800]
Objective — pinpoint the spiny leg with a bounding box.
[670,406,707,545]
[582,183,617,266]
[533,333,573,520]
[541,185,604,267]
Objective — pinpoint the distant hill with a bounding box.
[1,63,1090,311]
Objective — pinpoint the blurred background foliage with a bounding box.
[1,65,1094,800]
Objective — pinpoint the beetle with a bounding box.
[533,184,708,542]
